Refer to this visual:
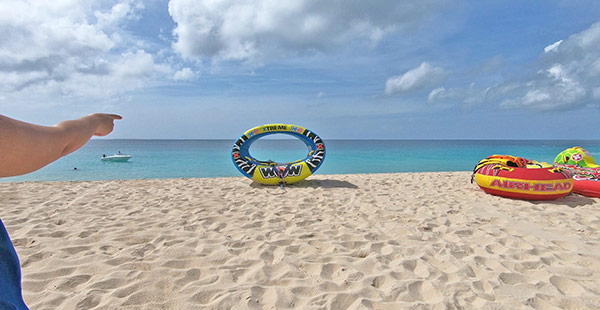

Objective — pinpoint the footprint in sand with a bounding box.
[448,243,473,259]
[402,259,429,278]
[474,256,510,272]
[46,230,69,238]
[471,280,495,296]
[514,260,543,273]
[55,274,92,291]
[424,256,460,273]
[29,267,76,280]
[407,280,443,303]
[290,286,320,297]
[11,237,36,247]
[371,275,394,291]
[76,294,102,309]
[549,276,585,296]
[329,293,360,309]
[498,272,533,285]
[21,250,52,267]
[551,240,579,251]
[78,230,95,238]
[484,243,508,255]
[90,277,127,290]
[320,263,349,282]
[174,268,202,287]
[60,245,92,255]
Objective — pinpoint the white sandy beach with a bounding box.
[1,172,600,309]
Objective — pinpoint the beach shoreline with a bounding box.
[2,172,599,309]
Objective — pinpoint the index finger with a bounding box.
[105,114,122,120]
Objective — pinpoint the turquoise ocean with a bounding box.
[3,139,600,183]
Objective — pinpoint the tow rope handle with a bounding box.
[276,164,292,189]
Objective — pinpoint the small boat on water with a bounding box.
[101,153,132,162]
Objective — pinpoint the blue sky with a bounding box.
[1,0,600,139]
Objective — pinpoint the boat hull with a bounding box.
[101,155,132,162]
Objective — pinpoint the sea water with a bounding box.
[3,139,600,183]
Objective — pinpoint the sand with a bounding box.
[1,172,600,309]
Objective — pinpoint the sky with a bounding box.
[1,0,600,139]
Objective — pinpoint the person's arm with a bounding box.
[0,113,122,177]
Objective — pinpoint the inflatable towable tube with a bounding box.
[472,155,572,200]
[232,124,325,185]
[555,147,600,197]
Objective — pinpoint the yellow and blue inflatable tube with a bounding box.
[232,124,326,185]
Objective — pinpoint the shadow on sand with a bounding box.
[250,178,358,189]
[295,179,359,189]
[532,193,598,208]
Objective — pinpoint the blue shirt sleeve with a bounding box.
[0,219,29,310]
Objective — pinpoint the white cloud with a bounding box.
[115,50,170,79]
[0,0,171,100]
[544,40,562,53]
[385,62,448,95]
[428,22,600,111]
[168,0,443,63]
[173,67,196,81]
[95,0,144,29]
[7,50,171,99]
[427,83,494,107]
[524,89,551,103]
[427,87,446,102]
[498,22,600,111]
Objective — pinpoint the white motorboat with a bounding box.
[101,154,132,162]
